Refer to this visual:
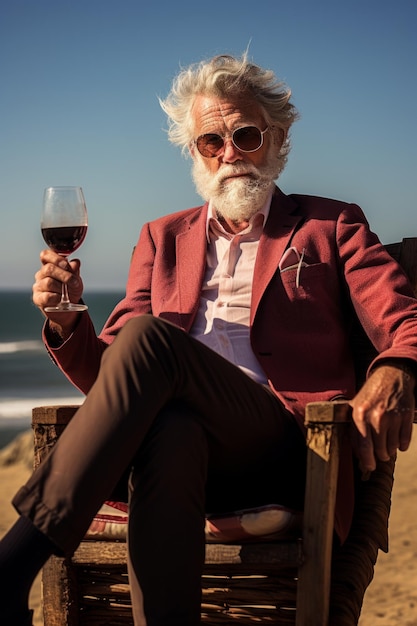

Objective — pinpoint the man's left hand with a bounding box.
[350,364,415,473]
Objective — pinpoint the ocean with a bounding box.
[0,290,124,448]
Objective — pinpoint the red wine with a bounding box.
[42,225,87,255]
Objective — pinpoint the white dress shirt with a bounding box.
[189,194,272,384]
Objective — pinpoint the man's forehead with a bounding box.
[192,94,264,131]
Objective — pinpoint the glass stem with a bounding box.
[61,282,71,307]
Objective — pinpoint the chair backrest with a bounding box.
[386,238,417,293]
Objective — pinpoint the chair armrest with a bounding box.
[32,405,79,468]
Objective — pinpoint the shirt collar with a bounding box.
[205,190,273,242]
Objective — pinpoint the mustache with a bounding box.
[215,163,259,183]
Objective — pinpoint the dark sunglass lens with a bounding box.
[196,133,224,157]
[233,126,262,151]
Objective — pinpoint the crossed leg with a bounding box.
[11,315,306,625]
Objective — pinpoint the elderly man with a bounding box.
[1,53,416,626]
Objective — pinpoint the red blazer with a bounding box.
[45,186,417,540]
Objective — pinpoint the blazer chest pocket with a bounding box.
[278,262,328,301]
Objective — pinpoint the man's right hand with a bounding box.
[32,249,85,338]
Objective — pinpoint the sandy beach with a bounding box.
[1,427,416,626]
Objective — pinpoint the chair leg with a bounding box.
[42,556,80,626]
[296,402,348,626]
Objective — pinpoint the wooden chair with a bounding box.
[31,237,417,626]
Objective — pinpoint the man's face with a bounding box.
[190,95,285,221]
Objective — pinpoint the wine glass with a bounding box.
[41,186,88,312]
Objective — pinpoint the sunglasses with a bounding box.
[194,125,269,158]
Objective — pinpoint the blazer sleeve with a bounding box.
[336,204,417,370]
[43,223,156,394]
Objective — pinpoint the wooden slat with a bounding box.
[73,541,127,566]
[206,541,302,567]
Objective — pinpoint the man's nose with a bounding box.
[221,138,242,162]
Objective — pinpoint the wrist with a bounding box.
[46,320,73,346]
[372,359,417,382]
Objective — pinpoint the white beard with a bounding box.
[192,145,283,223]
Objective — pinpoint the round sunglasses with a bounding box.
[194,125,269,158]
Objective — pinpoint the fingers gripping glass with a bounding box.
[194,126,269,158]
[41,186,88,312]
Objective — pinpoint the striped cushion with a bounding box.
[85,501,301,542]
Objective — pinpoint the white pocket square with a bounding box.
[279,247,307,272]
[279,247,307,287]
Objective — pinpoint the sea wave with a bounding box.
[0,340,44,354]
[0,396,84,424]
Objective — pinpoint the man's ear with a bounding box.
[275,127,287,147]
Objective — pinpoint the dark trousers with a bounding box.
[13,315,306,626]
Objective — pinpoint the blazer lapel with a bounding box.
[171,192,304,327]
[176,204,208,320]
[251,188,303,324]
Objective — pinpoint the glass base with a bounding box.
[44,303,88,312]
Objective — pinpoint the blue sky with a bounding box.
[1,0,416,291]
